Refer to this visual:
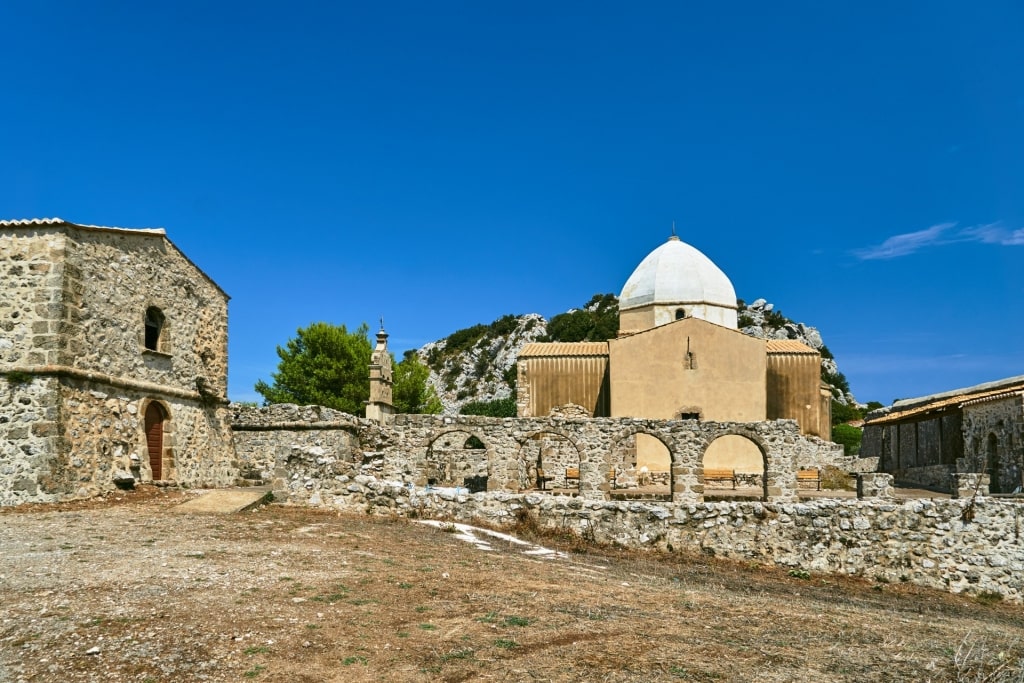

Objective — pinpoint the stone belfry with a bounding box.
[365,321,395,423]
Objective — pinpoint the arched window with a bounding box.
[675,308,687,320]
[144,307,165,352]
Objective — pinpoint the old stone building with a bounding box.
[515,235,832,485]
[0,218,237,505]
[862,375,1024,493]
[517,236,831,451]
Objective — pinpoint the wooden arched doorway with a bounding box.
[145,402,167,480]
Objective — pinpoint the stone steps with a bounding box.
[172,487,272,514]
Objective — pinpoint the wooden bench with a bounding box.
[703,468,737,489]
[797,468,821,491]
[536,468,554,490]
[564,467,580,487]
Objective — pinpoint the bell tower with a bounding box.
[365,321,394,423]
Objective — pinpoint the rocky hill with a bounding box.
[418,295,855,415]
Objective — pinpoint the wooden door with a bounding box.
[145,403,164,480]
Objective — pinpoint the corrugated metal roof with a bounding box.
[866,379,1024,425]
[518,342,609,357]
[766,339,817,354]
[0,217,165,235]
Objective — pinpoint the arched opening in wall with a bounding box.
[986,433,1002,494]
[702,434,767,501]
[515,431,581,493]
[675,308,687,320]
[609,432,672,500]
[144,307,166,352]
[144,401,169,481]
[423,431,491,491]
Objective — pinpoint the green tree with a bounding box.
[393,351,442,414]
[255,322,372,415]
[460,396,517,417]
[832,424,863,456]
[544,293,619,342]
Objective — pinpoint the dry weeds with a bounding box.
[1,486,1022,682]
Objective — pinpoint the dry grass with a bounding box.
[1,488,1023,681]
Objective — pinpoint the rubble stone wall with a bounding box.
[961,396,1024,494]
[56,380,236,497]
[0,376,62,505]
[63,229,229,397]
[0,224,235,505]
[0,228,68,369]
[231,406,848,504]
[282,477,1024,601]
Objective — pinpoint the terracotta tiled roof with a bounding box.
[518,342,609,357]
[766,339,818,354]
[865,375,1024,425]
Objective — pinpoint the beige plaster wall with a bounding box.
[766,351,826,436]
[703,434,765,473]
[619,303,738,334]
[608,318,766,422]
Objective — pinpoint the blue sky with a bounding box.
[3,1,1022,405]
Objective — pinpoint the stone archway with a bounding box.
[142,400,172,481]
[513,429,585,492]
[701,431,769,501]
[608,427,676,499]
[422,430,494,490]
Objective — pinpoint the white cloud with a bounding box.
[960,223,1024,246]
[854,221,1024,260]
[853,223,955,260]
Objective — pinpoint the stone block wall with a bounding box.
[0,376,62,505]
[64,228,229,397]
[962,396,1024,494]
[276,473,1024,602]
[231,407,851,505]
[893,464,955,491]
[0,228,67,369]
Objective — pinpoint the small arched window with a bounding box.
[675,308,687,320]
[144,307,165,352]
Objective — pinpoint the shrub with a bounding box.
[460,396,516,417]
[832,424,862,456]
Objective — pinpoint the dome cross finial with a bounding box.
[669,221,679,241]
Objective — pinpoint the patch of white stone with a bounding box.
[417,520,570,560]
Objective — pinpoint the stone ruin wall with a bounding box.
[289,473,1024,602]
[231,405,847,504]
[228,404,1024,601]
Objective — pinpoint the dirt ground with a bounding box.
[2,486,1023,682]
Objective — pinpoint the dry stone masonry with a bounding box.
[0,219,237,504]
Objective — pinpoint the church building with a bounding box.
[515,235,832,441]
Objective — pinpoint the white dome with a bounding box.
[619,236,737,327]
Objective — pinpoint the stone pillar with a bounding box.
[365,325,394,424]
[856,472,894,499]
[951,473,990,499]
